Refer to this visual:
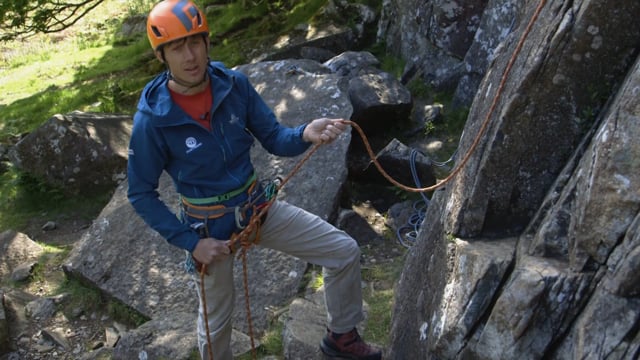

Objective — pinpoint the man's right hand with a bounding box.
[192,237,231,265]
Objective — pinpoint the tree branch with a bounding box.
[0,0,106,41]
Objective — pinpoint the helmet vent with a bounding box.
[151,25,162,38]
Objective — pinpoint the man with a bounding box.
[127,1,382,359]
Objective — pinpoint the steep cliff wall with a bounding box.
[385,0,640,358]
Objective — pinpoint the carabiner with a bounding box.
[234,206,246,229]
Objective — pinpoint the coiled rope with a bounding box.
[395,149,439,248]
[198,0,546,356]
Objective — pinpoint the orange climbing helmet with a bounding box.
[146,0,209,51]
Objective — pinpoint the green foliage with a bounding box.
[424,107,468,142]
[16,171,66,203]
[423,121,436,136]
[123,0,156,17]
[287,0,328,26]
[186,348,201,360]
[368,42,405,78]
[206,1,270,37]
[108,299,150,327]
[56,277,150,327]
[260,321,285,355]
[0,38,151,142]
[364,288,395,343]
[310,270,324,291]
[387,184,416,202]
[0,168,63,229]
[404,78,469,144]
[381,55,404,78]
[0,164,111,231]
[57,277,104,314]
[406,77,429,98]
[235,320,284,359]
[0,0,150,42]
[205,0,328,66]
[360,252,405,345]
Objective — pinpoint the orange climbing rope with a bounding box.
[199,265,215,360]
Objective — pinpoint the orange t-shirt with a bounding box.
[170,85,213,131]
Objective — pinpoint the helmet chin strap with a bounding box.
[168,71,209,93]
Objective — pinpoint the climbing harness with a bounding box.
[195,0,547,357]
[183,173,257,205]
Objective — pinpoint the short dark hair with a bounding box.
[156,33,209,62]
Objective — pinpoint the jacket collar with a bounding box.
[138,62,236,127]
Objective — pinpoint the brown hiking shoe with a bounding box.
[320,328,382,360]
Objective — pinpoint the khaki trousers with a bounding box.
[193,200,365,360]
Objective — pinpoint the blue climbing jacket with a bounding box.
[127,61,310,252]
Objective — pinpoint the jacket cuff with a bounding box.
[297,123,309,143]
[174,231,200,253]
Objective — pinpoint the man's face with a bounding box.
[158,35,209,86]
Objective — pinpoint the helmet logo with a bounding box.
[171,0,202,32]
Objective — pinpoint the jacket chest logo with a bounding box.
[185,137,202,154]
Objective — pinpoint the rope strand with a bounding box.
[200,265,215,360]
[240,248,257,358]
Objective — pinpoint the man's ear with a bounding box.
[154,49,165,63]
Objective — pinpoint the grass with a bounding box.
[0,36,152,139]
[0,165,113,230]
[234,321,285,359]
[55,276,150,328]
[361,248,405,345]
[206,0,328,65]
[15,242,70,287]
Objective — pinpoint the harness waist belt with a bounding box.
[182,173,257,205]
[181,201,237,220]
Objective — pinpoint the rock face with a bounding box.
[388,1,640,358]
[0,231,46,354]
[7,112,131,196]
[379,0,525,107]
[0,230,44,280]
